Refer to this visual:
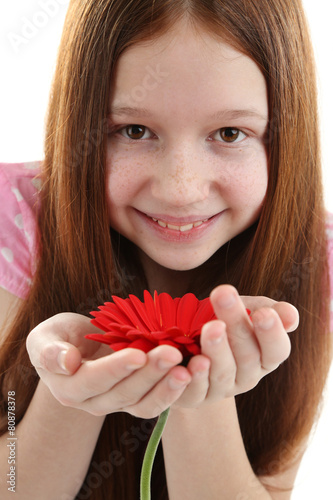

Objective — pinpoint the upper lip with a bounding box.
[140,210,220,224]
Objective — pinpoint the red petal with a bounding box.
[158,293,176,329]
[85,333,113,345]
[157,339,179,349]
[153,290,162,327]
[105,333,133,343]
[173,336,194,344]
[144,290,159,325]
[185,343,201,355]
[85,333,128,344]
[95,302,132,325]
[176,293,199,334]
[129,294,160,331]
[109,342,132,351]
[158,327,183,339]
[128,330,166,340]
[173,297,181,309]
[129,338,156,352]
[107,323,137,334]
[90,317,112,332]
[112,296,149,332]
[189,297,216,336]
[126,330,152,340]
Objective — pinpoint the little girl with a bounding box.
[1,1,332,499]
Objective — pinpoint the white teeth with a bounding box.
[180,223,194,232]
[149,216,209,231]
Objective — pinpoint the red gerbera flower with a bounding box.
[85,290,218,356]
[85,290,251,499]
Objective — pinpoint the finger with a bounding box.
[102,345,183,408]
[239,295,276,311]
[210,285,259,361]
[47,348,148,405]
[240,296,299,333]
[81,354,191,417]
[252,308,291,372]
[174,354,211,407]
[43,341,83,375]
[122,365,192,418]
[199,320,237,400]
[26,332,83,375]
[26,312,105,375]
[61,345,181,407]
[272,302,299,332]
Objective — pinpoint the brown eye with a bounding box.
[125,125,147,140]
[219,128,241,143]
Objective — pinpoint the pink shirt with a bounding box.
[0,162,40,299]
[0,161,333,331]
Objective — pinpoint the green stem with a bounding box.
[140,407,170,500]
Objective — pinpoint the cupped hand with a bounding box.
[26,313,192,419]
[173,285,299,408]
[26,287,299,416]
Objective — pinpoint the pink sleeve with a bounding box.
[0,162,41,299]
[327,213,333,334]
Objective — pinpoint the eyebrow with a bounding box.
[108,105,267,121]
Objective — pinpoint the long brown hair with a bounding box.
[1,0,331,498]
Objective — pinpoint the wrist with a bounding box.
[34,379,106,425]
[166,396,236,428]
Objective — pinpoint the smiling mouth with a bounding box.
[146,215,211,232]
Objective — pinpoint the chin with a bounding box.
[148,254,212,272]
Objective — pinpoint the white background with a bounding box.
[0,1,332,498]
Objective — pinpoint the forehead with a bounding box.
[111,21,268,120]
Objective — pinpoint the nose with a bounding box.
[151,146,210,207]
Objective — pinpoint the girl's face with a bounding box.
[106,20,268,276]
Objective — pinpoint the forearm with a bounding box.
[162,397,273,500]
[0,379,105,499]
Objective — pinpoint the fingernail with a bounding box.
[256,316,275,330]
[205,322,226,346]
[168,377,188,390]
[126,363,145,370]
[208,334,223,346]
[57,350,69,373]
[218,293,236,309]
[194,367,209,378]
[158,359,176,370]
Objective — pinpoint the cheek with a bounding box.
[106,171,131,206]
[236,168,268,207]
[105,154,145,205]
[218,150,268,209]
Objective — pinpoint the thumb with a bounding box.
[26,313,86,375]
[40,341,82,375]
[26,312,105,375]
[26,337,82,375]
